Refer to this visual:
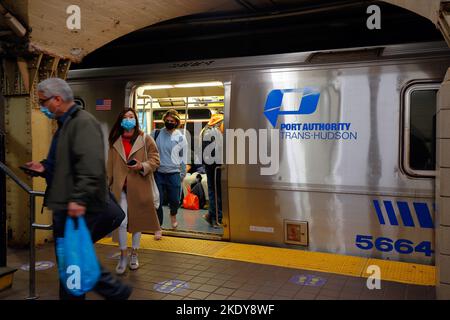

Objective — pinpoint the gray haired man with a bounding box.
[24,78,131,300]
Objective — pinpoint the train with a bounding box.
[67,41,450,265]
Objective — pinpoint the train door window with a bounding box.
[403,83,440,176]
[134,82,225,238]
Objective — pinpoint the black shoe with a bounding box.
[121,284,133,300]
[94,266,134,300]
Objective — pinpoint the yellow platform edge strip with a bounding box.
[97,235,435,286]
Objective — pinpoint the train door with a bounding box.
[134,81,227,240]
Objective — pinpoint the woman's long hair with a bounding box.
[108,108,142,147]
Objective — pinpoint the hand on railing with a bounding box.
[21,161,45,177]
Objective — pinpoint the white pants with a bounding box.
[182,173,208,201]
[118,191,141,251]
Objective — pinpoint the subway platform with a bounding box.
[0,235,436,300]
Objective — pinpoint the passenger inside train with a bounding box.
[134,82,225,238]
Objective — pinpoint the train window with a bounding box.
[188,109,211,120]
[404,83,439,176]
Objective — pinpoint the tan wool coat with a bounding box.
[107,133,161,233]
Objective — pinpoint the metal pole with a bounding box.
[0,132,6,267]
[0,159,46,299]
[26,193,37,300]
[214,166,223,225]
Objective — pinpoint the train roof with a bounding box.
[68,41,450,80]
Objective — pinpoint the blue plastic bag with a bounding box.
[56,216,101,296]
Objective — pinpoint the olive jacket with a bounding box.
[46,106,108,212]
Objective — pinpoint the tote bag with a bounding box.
[143,133,160,209]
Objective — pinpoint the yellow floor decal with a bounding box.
[97,235,435,286]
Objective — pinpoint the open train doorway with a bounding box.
[133,81,226,240]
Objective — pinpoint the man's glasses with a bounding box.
[39,96,54,105]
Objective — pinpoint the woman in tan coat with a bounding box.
[107,108,161,275]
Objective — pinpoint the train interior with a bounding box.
[134,81,225,239]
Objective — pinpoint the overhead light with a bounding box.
[174,82,223,88]
[144,85,174,90]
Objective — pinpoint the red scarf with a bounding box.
[122,136,133,190]
[122,136,132,160]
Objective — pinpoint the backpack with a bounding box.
[154,129,160,142]
[190,176,206,209]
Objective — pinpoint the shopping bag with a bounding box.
[191,179,206,209]
[182,186,200,210]
[56,216,101,296]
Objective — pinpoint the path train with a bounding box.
[68,41,450,265]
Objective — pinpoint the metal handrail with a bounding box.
[214,165,225,226]
[0,161,50,300]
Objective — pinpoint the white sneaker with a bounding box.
[129,253,139,270]
[115,255,128,275]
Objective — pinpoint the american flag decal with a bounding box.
[96,99,112,111]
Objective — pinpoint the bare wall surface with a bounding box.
[26,0,239,62]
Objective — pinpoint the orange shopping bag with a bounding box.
[183,186,200,210]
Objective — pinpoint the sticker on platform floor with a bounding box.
[153,280,189,293]
[20,261,54,271]
[289,274,327,287]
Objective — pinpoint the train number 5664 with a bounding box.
[355,235,433,256]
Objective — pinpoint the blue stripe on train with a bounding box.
[383,201,399,226]
[372,200,434,229]
[372,200,385,225]
[413,203,434,229]
[396,201,415,227]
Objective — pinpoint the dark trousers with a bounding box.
[206,164,222,224]
[53,200,130,300]
[155,171,181,225]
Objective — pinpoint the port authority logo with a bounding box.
[264,87,320,126]
[264,87,358,141]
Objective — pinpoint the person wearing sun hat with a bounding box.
[200,111,224,228]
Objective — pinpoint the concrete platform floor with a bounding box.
[0,243,436,300]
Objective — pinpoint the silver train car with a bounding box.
[68,41,450,265]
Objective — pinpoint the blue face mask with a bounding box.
[40,106,55,119]
[121,118,136,131]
